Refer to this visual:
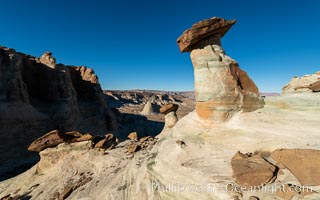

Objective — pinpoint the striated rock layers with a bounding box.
[177,17,264,122]
[0,46,116,180]
[282,71,320,93]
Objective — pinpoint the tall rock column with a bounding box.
[177,17,264,122]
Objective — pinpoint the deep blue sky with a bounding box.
[1,0,320,92]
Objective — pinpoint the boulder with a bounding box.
[271,149,320,186]
[28,130,64,152]
[28,130,94,152]
[177,17,264,122]
[231,151,277,188]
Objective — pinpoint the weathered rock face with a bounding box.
[282,72,320,93]
[177,17,264,121]
[0,46,116,180]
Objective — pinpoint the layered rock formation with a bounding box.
[0,46,116,180]
[282,71,320,93]
[160,104,179,129]
[177,17,264,122]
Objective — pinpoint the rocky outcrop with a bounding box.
[0,46,116,180]
[28,130,93,152]
[177,17,264,122]
[39,51,56,68]
[282,72,320,93]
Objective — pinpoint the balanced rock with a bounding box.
[160,104,179,128]
[177,17,264,122]
[271,149,320,186]
[160,103,178,114]
[177,17,236,53]
[231,151,277,188]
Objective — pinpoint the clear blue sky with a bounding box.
[1,0,320,92]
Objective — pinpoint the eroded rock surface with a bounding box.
[0,46,116,180]
[282,72,320,93]
[271,149,320,186]
[231,151,277,188]
[177,17,264,122]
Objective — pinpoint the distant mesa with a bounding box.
[282,71,320,93]
[177,17,264,122]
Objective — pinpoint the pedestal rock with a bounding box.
[177,17,264,122]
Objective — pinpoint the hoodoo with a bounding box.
[177,17,264,122]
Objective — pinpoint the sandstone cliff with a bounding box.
[0,46,116,180]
